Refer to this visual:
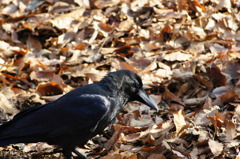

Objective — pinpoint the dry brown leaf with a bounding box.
[143,134,156,146]
[212,86,238,106]
[36,82,63,96]
[206,64,227,87]
[235,105,240,120]
[208,139,223,156]
[123,133,140,142]
[189,147,198,159]
[193,74,213,90]
[119,62,139,73]
[216,0,231,10]
[173,109,187,136]
[225,119,237,142]
[155,69,172,78]
[194,105,220,126]
[38,144,54,154]
[115,45,134,58]
[0,88,18,114]
[192,0,206,12]
[172,149,185,158]
[140,43,156,52]
[121,125,148,134]
[118,20,134,32]
[225,62,240,79]
[187,26,206,41]
[102,151,137,159]
[163,51,192,62]
[209,43,228,53]
[26,35,42,53]
[177,0,188,11]
[198,130,209,143]
[50,8,85,29]
[206,112,225,132]
[101,153,122,159]
[98,22,113,32]
[163,87,184,106]
[105,124,123,150]
[147,153,166,159]
[94,0,120,9]
[140,73,163,85]
[85,69,108,82]
[141,60,157,73]
[23,143,37,153]
[130,117,153,127]
[74,43,87,50]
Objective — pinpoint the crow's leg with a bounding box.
[73,149,88,159]
[62,149,73,159]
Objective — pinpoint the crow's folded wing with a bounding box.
[0,94,110,139]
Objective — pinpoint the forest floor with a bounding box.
[0,0,240,158]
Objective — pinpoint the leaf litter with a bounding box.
[0,0,240,158]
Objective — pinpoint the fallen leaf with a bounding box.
[173,109,187,136]
[163,51,192,62]
[50,8,85,29]
[225,119,237,142]
[36,82,63,96]
[0,87,18,114]
[206,64,227,87]
[147,153,166,159]
[208,139,223,156]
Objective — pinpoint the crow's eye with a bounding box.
[135,82,140,88]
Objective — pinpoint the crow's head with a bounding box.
[102,70,158,111]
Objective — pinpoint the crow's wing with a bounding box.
[0,93,110,140]
[48,94,111,137]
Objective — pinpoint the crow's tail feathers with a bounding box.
[0,122,34,147]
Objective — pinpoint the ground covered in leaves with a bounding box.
[0,0,240,158]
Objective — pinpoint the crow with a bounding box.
[0,70,158,159]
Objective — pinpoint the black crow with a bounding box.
[0,70,158,159]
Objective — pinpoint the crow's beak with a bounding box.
[138,89,159,111]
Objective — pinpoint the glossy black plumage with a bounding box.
[0,70,158,159]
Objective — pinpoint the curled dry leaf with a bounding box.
[173,109,187,136]
[36,82,63,96]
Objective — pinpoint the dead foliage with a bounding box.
[0,0,240,158]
